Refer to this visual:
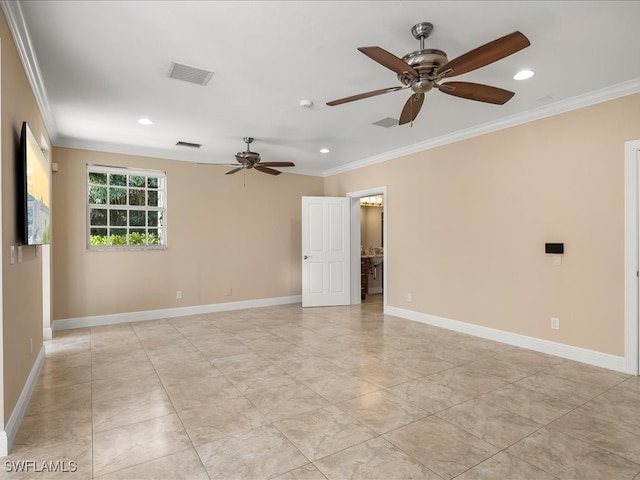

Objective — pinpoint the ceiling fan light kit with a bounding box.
[327,22,530,125]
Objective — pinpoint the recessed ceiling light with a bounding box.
[138,118,153,125]
[320,148,330,154]
[513,69,534,80]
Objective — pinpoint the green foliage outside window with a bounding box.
[87,167,165,248]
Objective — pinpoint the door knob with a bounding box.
[304,255,310,259]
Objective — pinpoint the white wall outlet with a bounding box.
[17,245,23,263]
[406,293,412,302]
[29,338,33,354]
[553,254,562,266]
[551,317,560,330]
[176,290,183,299]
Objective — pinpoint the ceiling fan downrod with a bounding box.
[411,22,434,50]
[243,137,254,152]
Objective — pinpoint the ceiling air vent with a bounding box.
[176,141,202,149]
[372,117,398,128]
[168,62,214,86]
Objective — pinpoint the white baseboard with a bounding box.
[1,345,46,456]
[53,295,302,331]
[51,299,628,372]
[385,305,628,374]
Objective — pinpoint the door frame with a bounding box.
[624,140,640,375]
[347,186,387,309]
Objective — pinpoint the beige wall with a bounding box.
[2,0,639,435]
[1,13,49,421]
[52,148,323,320]
[326,93,640,357]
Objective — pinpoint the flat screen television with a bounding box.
[17,122,51,245]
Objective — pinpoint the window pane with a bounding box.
[130,210,145,226]
[90,229,108,246]
[147,229,159,244]
[110,228,127,245]
[90,208,107,226]
[147,177,158,189]
[128,175,145,187]
[129,229,146,245]
[129,189,146,206]
[110,209,127,226]
[89,172,107,185]
[88,186,107,204]
[147,211,158,227]
[109,174,127,186]
[109,187,126,205]
[148,190,158,207]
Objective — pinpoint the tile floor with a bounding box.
[6,295,640,479]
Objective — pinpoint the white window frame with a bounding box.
[86,164,167,250]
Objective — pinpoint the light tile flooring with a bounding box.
[6,295,640,479]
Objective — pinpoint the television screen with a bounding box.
[18,122,51,245]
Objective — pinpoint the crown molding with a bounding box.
[54,136,324,177]
[322,77,640,177]
[4,0,639,178]
[1,0,57,139]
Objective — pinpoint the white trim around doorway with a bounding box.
[347,186,388,310]
[624,139,640,375]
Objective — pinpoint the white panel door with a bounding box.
[302,196,351,307]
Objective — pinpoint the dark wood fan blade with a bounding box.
[255,166,282,176]
[327,86,406,106]
[438,31,530,78]
[225,167,244,175]
[260,162,295,167]
[358,46,418,77]
[399,93,425,125]
[197,163,238,166]
[438,81,515,104]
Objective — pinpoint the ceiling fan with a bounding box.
[224,137,295,176]
[326,22,530,125]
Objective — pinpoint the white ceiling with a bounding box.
[5,1,640,176]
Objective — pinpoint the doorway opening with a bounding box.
[348,187,387,312]
[360,195,384,304]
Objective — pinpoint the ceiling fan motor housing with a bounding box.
[400,48,448,94]
[236,151,260,165]
[236,136,260,166]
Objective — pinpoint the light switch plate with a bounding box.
[17,245,23,263]
[553,254,561,266]
[10,245,15,265]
